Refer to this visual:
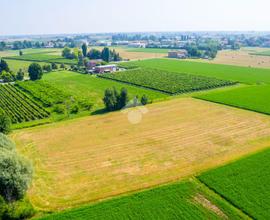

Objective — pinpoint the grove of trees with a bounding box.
[103,88,149,112]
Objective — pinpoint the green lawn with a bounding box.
[198,148,270,220]
[122,59,270,84]
[37,180,245,220]
[195,85,270,115]
[42,71,168,111]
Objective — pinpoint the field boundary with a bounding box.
[196,177,254,219]
[3,56,75,65]
[194,96,270,116]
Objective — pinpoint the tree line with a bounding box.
[103,87,149,112]
[62,44,122,63]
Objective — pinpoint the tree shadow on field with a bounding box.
[90,108,109,116]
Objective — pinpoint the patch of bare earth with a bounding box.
[203,48,270,68]
[13,98,270,210]
[193,194,228,219]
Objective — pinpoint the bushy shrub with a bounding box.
[0,133,15,151]
[52,105,65,114]
[0,109,11,134]
[70,104,79,114]
[141,95,149,105]
[0,150,33,202]
[78,100,93,111]
[3,198,35,220]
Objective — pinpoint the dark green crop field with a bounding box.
[100,68,235,94]
[195,85,270,115]
[199,148,270,220]
[4,53,77,65]
[37,180,244,220]
[0,84,49,123]
[121,59,270,84]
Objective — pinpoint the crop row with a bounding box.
[0,84,50,123]
[16,81,71,107]
[100,68,237,94]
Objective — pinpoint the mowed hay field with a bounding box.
[12,98,270,211]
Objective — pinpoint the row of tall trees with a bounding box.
[86,47,122,62]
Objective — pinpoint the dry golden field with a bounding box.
[205,47,270,68]
[12,98,270,211]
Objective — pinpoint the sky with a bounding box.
[1,0,270,36]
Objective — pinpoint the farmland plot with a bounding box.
[0,84,49,123]
[199,148,270,219]
[195,85,270,115]
[38,180,245,220]
[121,59,270,84]
[100,68,236,94]
[13,98,270,210]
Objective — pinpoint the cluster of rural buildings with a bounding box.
[85,60,117,74]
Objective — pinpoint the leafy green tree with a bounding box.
[0,59,9,73]
[0,150,33,202]
[103,88,117,111]
[51,63,58,70]
[119,88,128,109]
[62,47,72,58]
[16,69,24,81]
[141,95,149,105]
[101,47,110,62]
[42,64,52,72]
[0,109,11,134]
[28,63,43,81]
[87,49,101,59]
[78,51,84,66]
[1,71,15,82]
[82,43,87,57]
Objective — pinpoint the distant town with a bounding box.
[1,32,270,60]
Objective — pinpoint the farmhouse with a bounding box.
[168,50,188,59]
[95,64,117,73]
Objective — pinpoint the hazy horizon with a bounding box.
[1,0,270,36]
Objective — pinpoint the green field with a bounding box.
[126,48,169,54]
[41,71,168,110]
[199,148,270,219]
[0,84,49,123]
[121,59,270,84]
[101,68,236,94]
[4,59,47,73]
[37,180,245,220]
[195,85,270,115]
[250,50,270,56]
[4,51,77,65]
